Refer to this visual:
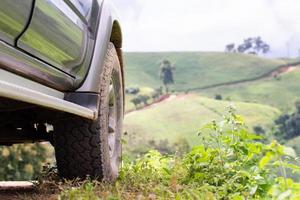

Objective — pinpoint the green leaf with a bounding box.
[249,185,258,195]
[259,152,273,169]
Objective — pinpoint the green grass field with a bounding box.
[286,135,300,154]
[124,52,300,156]
[125,52,288,91]
[200,66,300,112]
[124,94,281,148]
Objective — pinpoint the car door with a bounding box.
[0,0,33,46]
[16,0,92,78]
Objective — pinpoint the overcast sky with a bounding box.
[112,0,300,57]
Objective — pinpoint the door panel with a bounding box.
[17,0,88,76]
[0,0,33,45]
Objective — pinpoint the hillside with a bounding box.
[200,66,300,112]
[124,52,288,91]
[124,94,281,150]
[286,135,300,155]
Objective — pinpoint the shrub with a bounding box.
[137,95,150,106]
[0,143,53,181]
[274,108,300,141]
[59,107,300,199]
[130,97,142,109]
[125,87,140,95]
[215,94,223,100]
[254,125,266,135]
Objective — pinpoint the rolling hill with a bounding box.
[124,52,289,91]
[123,52,300,156]
[124,94,281,149]
[200,66,300,112]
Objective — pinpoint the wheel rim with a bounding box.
[108,78,117,158]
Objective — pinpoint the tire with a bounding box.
[53,43,123,180]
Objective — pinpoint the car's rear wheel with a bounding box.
[53,43,123,180]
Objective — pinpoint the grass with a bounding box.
[124,52,288,91]
[200,66,300,112]
[286,135,300,155]
[24,110,300,199]
[124,94,281,150]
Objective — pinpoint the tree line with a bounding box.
[225,36,270,55]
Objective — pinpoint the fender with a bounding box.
[64,0,123,112]
[77,0,122,93]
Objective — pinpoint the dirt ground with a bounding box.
[0,182,56,200]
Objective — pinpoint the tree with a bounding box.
[225,37,270,55]
[137,95,150,106]
[130,97,142,109]
[0,144,51,180]
[225,43,235,52]
[274,101,300,141]
[215,94,222,100]
[159,60,175,93]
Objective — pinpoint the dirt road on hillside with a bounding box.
[126,64,300,115]
[182,63,300,92]
[125,94,191,116]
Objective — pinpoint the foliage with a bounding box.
[215,94,223,100]
[183,106,299,198]
[137,95,150,106]
[125,87,155,111]
[130,94,151,108]
[0,143,52,181]
[149,138,191,156]
[59,181,100,200]
[124,137,191,159]
[59,108,300,199]
[226,37,270,55]
[274,102,300,141]
[125,87,140,95]
[253,125,266,135]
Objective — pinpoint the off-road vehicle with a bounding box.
[0,0,124,180]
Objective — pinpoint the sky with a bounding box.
[112,0,300,57]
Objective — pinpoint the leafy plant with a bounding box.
[58,107,300,199]
[0,143,53,181]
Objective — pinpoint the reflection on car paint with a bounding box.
[17,0,87,77]
[0,0,33,45]
[0,40,74,90]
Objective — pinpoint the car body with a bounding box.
[0,0,124,179]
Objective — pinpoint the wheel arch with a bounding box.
[110,20,122,49]
[67,1,124,112]
[77,0,123,93]
[110,20,124,99]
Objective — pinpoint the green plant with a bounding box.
[0,143,52,181]
[59,181,100,200]
[183,106,300,198]
[59,107,300,199]
[215,94,223,100]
